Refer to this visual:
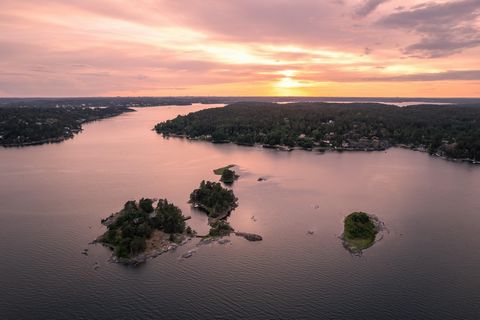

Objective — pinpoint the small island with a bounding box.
[214,165,239,184]
[189,180,262,242]
[213,164,235,175]
[342,212,380,254]
[189,180,238,220]
[98,198,194,264]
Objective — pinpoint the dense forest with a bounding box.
[0,106,132,146]
[343,212,378,242]
[101,198,192,258]
[189,180,238,219]
[155,102,480,162]
[342,212,379,252]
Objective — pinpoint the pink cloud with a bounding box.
[0,0,479,97]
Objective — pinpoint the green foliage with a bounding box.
[139,198,154,213]
[101,197,189,258]
[220,168,238,185]
[156,199,186,234]
[130,237,146,255]
[189,180,238,218]
[343,212,377,241]
[0,106,130,147]
[155,102,480,161]
[115,244,129,258]
[208,220,234,237]
[213,164,235,175]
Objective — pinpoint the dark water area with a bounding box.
[1,104,479,319]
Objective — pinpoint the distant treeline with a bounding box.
[0,97,196,108]
[0,106,132,147]
[155,102,480,162]
[2,97,480,109]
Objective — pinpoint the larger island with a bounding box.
[98,198,194,264]
[154,102,480,163]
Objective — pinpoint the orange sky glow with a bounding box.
[1,0,480,97]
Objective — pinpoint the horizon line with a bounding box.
[2,96,480,100]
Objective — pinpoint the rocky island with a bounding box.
[189,180,262,242]
[96,179,263,265]
[342,212,381,254]
[98,198,194,265]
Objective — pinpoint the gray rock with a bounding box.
[235,232,263,241]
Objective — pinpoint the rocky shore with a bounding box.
[159,134,479,164]
[105,232,194,265]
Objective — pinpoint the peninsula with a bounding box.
[0,106,133,147]
[155,102,480,163]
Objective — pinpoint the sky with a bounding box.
[1,0,480,97]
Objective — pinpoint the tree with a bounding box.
[130,237,146,255]
[220,168,237,184]
[139,198,154,213]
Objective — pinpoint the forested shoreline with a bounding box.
[155,102,480,162]
[0,106,133,147]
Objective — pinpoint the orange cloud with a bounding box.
[0,0,479,97]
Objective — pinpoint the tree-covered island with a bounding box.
[189,180,262,241]
[213,165,239,184]
[97,181,262,265]
[342,212,380,254]
[98,198,194,264]
[189,180,238,220]
[154,102,480,163]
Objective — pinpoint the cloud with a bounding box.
[355,0,390,17]
[150,0,366,47]
[364,70,480,81]
[0,0,480,96]
[379,0,480,57]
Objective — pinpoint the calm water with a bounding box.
[1,104,480,320]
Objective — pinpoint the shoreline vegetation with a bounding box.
[154,102,480,164]
[0,106,134,147]
[342,212,382,254]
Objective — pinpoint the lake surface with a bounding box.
[1,104,479,320]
